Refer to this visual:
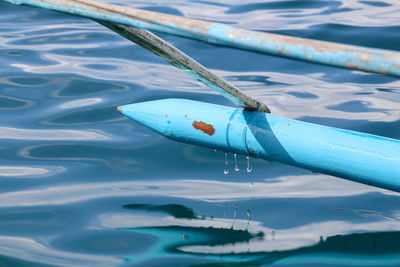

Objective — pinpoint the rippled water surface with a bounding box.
[1,0,400,266]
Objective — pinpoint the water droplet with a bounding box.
[231,204,238,229]
[246,209,251,230]
[246,156,252,172]
[271,230,276,240]
[224,152,229,174]
[222,202,227,228]
[249,182,254,188]
[214,149,217,152]
[234,153,239,171]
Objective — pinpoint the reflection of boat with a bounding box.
[121,226,263,264]
[118,203,400,266]
[122,225,400,266]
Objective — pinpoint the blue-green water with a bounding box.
[1,0,400,266]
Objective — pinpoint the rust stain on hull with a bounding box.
[192,121,215,135]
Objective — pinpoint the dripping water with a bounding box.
[241,211,251,262]
[234,153,239,172]
[246,209,251,231]
[224,152,229,174]
[231,204,238,229]
[221,201,227,228]
[246,156,252,172]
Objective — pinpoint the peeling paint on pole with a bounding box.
[5,0,400,77]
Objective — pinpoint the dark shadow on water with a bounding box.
[0,255,55,267]
[123,225,260,251]
[224,75,288,87]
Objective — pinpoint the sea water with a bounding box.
[0,0,400,266]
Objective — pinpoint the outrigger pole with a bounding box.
[5,0,400,77]
[5,0,400,192]
[96,21,269,112]
[119,100,400,193]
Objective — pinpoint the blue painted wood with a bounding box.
[118,99,400,192]
[5,0,400,77]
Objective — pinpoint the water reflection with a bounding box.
[0,236,120,266]
[59,98,102,109]
[114,202,400,266]
[0,166,64,178]
[122,227,400,266]
[1,0,400,266]
[103,206,400,253]
[0,126,111,141]
[0,95,33,110]
[0,178,394,208]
